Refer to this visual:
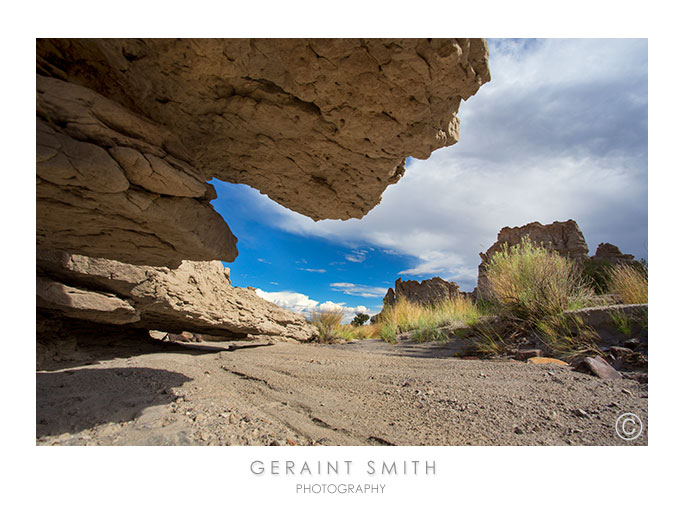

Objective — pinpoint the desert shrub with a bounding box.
[581,258,616,294]
[351,313,370,327]
[484,236,595,325]
[310,307,345,343]
[608,264,648,304]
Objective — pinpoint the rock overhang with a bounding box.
[36,38,490,266]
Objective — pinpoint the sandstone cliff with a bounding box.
[37,38,490,267]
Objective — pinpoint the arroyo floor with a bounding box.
[36,338,648,446]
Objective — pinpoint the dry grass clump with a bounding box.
[608,264,648,304]
[310,307,345,343]
[377,295,483,344]
[484,235,595,324]
[335,323,380,342]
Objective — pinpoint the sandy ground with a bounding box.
[36,338,648,446]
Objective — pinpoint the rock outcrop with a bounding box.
[36,250,317,342]
[477,220,590,293]
[384,277,464,307]
[592,243,635,265]
[37,38,490,266]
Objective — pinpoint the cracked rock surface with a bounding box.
[36,249,317,346]
[37,38,490,266]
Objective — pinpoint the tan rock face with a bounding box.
[37,38,490,266]
[477,220,589,293]
[37,250,317,342]
[593,243,635,264]
[384,277,464,306]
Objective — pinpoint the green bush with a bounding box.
[351,313,370,327]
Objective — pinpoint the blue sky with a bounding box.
[210,38,648,322]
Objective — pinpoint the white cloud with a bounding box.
[255,288,375,323]
[330,282,389,298]
[297,268,327,273]
[254,289,318,315]
[344,249,368,263]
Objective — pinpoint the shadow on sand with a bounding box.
[36,366,193,438]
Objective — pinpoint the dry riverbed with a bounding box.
[36,338,648,446]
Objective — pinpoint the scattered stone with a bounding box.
[622,338,641,350]
[527,357,568,366]
[610,346,635,358]
[515,348,543,361]
[578,356,623,380]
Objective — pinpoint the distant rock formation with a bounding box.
[592,243,635,264]
[36,250,317,343]
[384,277,465,307]
[37,38,490,267]
[476,220,640,295]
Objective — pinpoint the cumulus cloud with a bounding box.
[330,282,389,298]
[254,289,318,315]
[254,288,373,323]
[235,39,648,291]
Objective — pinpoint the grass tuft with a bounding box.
[310,307,345,343]
[608,264,648,304]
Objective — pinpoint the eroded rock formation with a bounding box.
[593,243,635,264]
[384,277,465,307]
[37,38,490,266]
[36,250,317,342]
[477,220,589,292]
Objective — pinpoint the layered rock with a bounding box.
[477,220,589,293]
[36,250,317,342]
[37,38,490,266]
[384,277,464,307]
